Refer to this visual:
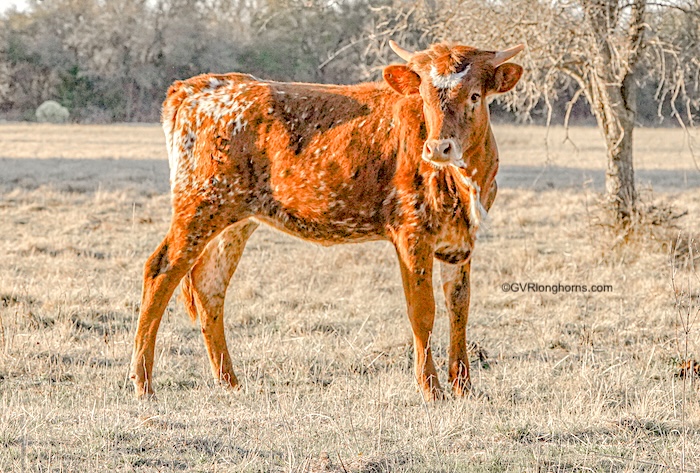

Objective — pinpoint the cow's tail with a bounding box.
[179,271,200,323]
[161,80,189,134]
[166,80,201,324]
[161,80,192,187]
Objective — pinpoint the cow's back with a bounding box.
[163,74,410,243]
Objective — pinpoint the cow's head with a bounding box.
[383,41,524,168]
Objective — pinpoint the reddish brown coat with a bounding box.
[130,41,524,400]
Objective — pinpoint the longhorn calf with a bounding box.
[130,40,524,400]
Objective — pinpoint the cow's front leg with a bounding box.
[395,245,443,400]
[441,260,472,396]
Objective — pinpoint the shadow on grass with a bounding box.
[0,157,169,195]
[1,158,699,197]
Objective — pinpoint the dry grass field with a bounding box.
[1,122,699,472]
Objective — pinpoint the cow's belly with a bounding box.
[252,214,385,246]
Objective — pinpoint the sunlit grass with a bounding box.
[0,123,698,471]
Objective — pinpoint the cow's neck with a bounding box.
[466,125,499,201]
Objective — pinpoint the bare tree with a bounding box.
[364,0,700,223]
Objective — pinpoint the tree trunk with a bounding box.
[602,77,637,222]
[585,66,638,222]
[587,77,637,222]
[583,0,644,223]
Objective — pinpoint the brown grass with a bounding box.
[0,123,699,472]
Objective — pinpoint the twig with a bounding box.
[563,87,584,151]
[0,310,5,353]
[337,453,349,473]
[318,35,373,71]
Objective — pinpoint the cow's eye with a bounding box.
[471,93,481,103]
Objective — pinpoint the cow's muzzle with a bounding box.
[422,139,464,167]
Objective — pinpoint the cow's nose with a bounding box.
[424,139,456,162]
[437,141,452,157]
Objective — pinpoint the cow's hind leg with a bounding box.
[441,261,472,397]
[180,220,258,389]
[130,203,238,398]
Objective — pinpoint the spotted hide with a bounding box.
[130,40,524,400]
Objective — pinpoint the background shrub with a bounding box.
[35,100,69,123]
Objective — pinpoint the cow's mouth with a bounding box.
[422,155,451,167]
[421,153,467,169]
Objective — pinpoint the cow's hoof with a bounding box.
[141,393,158,402]
[428,387,447,401]
[449,361,471,397]
[135,390,157,402]
[420,380,446,401]
[217,372,240,390]
[451,378,471,397]
[131,379,156,400]
[450,371,471,397]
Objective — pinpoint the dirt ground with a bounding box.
[0,123,699,472]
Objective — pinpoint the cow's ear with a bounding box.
[490,63,523,94]
[383,65,421,95]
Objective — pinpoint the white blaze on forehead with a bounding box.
[429,65,470,89]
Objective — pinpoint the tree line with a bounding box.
[0,0,371,122]
[1,0,697,128]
